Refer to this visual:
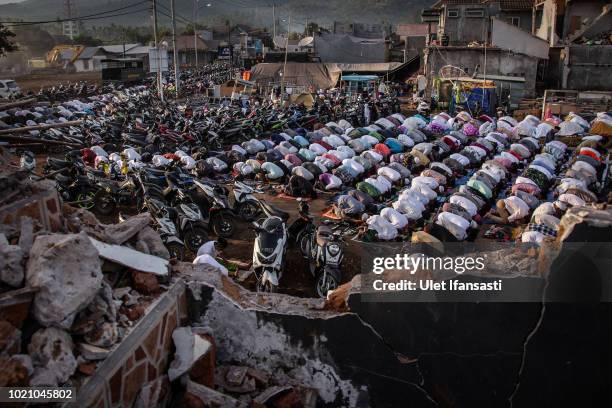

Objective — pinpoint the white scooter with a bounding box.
[232,180,263,221]
[251,200,290,293]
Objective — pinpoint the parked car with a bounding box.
[0,80,21,99]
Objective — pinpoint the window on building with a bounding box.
[465,8,485,18]
[508,17,520,27]
[83,60,89,70]
[447,9,460,18]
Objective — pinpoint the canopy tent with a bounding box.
[249,62,342,90]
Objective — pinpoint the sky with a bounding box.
[0,0,26,4]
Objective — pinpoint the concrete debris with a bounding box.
[28,327,77,386]
[26,232,103,329]
[100,212,151,245]
[226,366,248,386]
[84,321,119,348]
[253,385,293,404]
[0,357,30,387]
[89,237,169,276]
[185,380,249,408]
[18,216,34,253]
[168,327,213,382]
[136,226,171,260]
[135,375,170,408]
[78,343,111,361]
[10,354,33,377]
[0,241,24,287]
[113,286,132,299]
[132,270,161,295]
[77,361,97,376]
[0,320,21,356]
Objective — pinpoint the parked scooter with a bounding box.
[232,180,263,221]
[289,200,344,298]
[251,200,290,293]
[192,179,236,237]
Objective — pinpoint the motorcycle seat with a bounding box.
[48,157,72,168]
[55,173,72,185]
[260,200,290,222]
[316,225,334,247]
[143,167,167,175]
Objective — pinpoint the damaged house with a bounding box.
[423,0,550,106]
[533,0,612,90]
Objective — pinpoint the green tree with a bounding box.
[73,34,103,46]
[0,23,18,56]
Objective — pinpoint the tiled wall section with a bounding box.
[66,280,188,408]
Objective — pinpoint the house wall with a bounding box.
[439,4,533,45]
[563,45,612,90]
[498,10,533,33]
[427,47,539,97]
[439,4,491,44]
[491,18,550,59]
[562,1,606,39]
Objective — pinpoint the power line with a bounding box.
[1,0,150,25]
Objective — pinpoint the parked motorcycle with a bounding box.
[289,200,344,297]
[192,179,236,238]
[128,199,185,261]
[232,180,263,221]
[251,200,290,293]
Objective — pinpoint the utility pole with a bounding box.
[193,0,198,69]
[272,3,276,40]
[280,15,290,100]
[171,0,180,96]
[152,0,164,102]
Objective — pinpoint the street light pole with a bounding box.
[171,0,180,96]
[193,0,199,69]
[280,15,290,100]
[152,0,164,102]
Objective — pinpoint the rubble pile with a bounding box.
[0,163,173,390]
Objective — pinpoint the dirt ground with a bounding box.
[221,186,360,298]
[14,71,102,93]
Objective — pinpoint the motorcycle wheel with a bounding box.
[211,212,235,238]
[316,272,339,298]
[165,242,185,261]
[237,200,261,221]
[93,192,117,216]
[76,190,96,210]
[183,226,208,252]
[297,231,311,258]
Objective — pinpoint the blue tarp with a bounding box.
[450,87,497,116]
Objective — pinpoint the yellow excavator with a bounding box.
[45,45,84,69]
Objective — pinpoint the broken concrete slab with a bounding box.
[89,237,169,276]
[28,327,77,385]
[26,232,103,329]
[18,216,33,253]
[0,242,24,287]
[168,327,213,382]
[186,380,248,408]
[101,212,151,245]
[136,226,170,260]
[78,343,110,361]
